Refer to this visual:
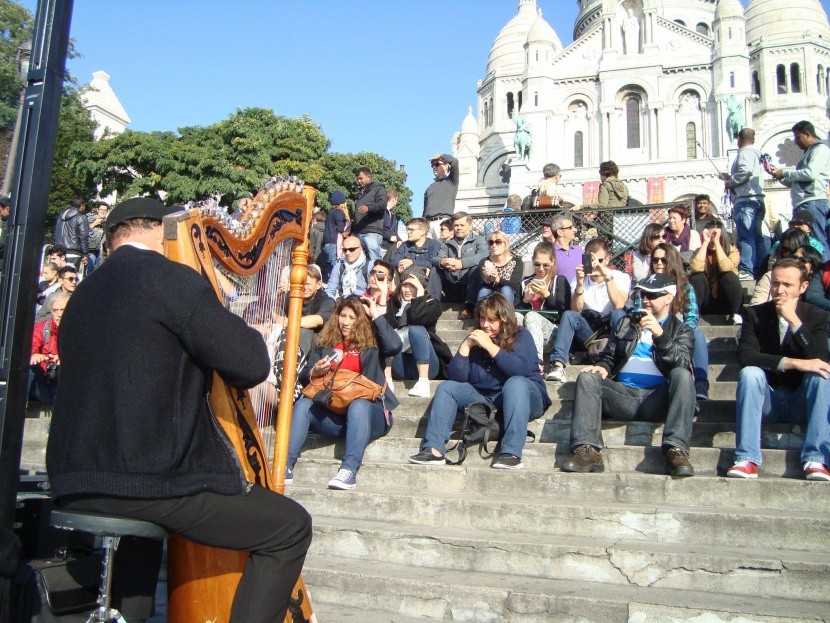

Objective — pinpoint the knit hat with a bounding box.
[329,190,347,206]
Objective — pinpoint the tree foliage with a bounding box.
[72,107,413,220]
[0,0,33,129]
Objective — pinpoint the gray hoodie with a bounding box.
[728,145,764,201]
[781,141,830,207]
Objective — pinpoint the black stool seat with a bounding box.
[50,509,168,540]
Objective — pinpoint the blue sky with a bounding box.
[19,0,830,212]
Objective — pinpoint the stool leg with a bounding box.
[89,535,121,623]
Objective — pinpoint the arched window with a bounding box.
[791,63,802,93]
[518,91,523,112]
[729,72,735,88]
[533,91,538,107]
[507,92,515,118]
[696,23,710,36]
[483,101,489,128]
[777,64,788,94]
[819,66,825,94]
[488,98,494,126]
[752,71,761,97]
[686,123,697,160]
[674,19,686,27]
[626,96,641,149]
[535,50,539,62]
[728,27,732,39]
[574,131,584,168]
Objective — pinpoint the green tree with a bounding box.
[0,0,33,130]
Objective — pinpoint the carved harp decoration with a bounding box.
[163,175,316,623]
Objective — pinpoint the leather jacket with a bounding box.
[595,313,694,380]
[54,208,90,253]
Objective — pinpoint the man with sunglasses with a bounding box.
[35,265,78,322]
[325,235,369,301]
[392,217,443,299]
[562,273,696,477]
[550,214,583,282]
[424,153,459,239]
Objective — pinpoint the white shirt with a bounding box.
[570,269,632,315]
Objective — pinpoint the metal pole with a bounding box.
[0,0,73,530]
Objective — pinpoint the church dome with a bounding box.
[714,0,745,20]
[460,106,478,135]
[746,0,830,44]
[526,11,562,50]
[486,0,539,75]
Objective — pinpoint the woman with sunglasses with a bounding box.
[383,269,453,398]
[650,243,710,400]
[689,219,743,325]
[517,241,571,368]
[750,228,809,305]
[632,223,666,282]
[409,293,551,470]
[288,296,402,490]
[461,233,523,318]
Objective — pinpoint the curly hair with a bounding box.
[651,243,690,318]
[316,298,377,351]
[474,293,520,352]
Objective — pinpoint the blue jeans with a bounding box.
[476,284,516,304]
[693,327,709,384]
[551,310,595,366]
[359,233,384,263]
[321,243,338,281]
[391,325,439,380]
[798,199,830,261]
[421,378,545,458]
[733,200,769,276]
[287,397,390,472]
[735,367,830,465]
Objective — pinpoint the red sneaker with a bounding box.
[804,462,830,482]
[726,460,758,479]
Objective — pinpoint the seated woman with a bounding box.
[384,269,452,399]
[517,241,571,369]
[751,228,809,304]
[408,293,551,470]
[689,219,743,325]
[362,259,394,316]
[288,297,402,490]
[650,243,710,400]
[632,223,666,282]
[802,244,830,311]
[462,231,523,317]
[664,205,702,265]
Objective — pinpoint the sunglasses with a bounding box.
[63,276,78,282]
[488,239,506,245]
[651,256,667,264]
[651,234,666,240]
[342,246,360,252]
[641,290,669,300]
[431,161,445,168]
[533,262,552,269]
[369,270,388,278]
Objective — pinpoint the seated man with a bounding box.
[392,217,443,300]
[325,235,369,301]
[35,265,78,322]
[434,211,488,308]
[729,258,830,480]
[37,261,60,306]
[546,238,630,381]
[29,293,68,403]
[297,264,335,356]
[561,273,696,477]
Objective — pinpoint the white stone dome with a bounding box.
[486,0,539,75]
[526,11,562,50]
[746,0,830,44]
[461,107,478,135]
[714,0,745,20]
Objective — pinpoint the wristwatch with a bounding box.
[605,273,615,283]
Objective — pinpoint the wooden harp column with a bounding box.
[162,178,316,623]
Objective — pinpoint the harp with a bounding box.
[162,177,316,623]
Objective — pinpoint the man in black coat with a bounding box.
[353,166,387,263]
[729,258,830,480]
[46,197,312,622]
[561,274,697,477]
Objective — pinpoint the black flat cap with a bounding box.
[106,197,176,229]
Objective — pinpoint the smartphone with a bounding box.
[329,349,344,364]
[582,252,593,276]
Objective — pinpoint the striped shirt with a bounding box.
[616,324,665,389]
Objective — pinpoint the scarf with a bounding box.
[665,224,691,251]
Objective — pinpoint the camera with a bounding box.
[628,291,647,323]
[45,360,59,383]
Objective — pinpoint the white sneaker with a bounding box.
[730,314,743,326]
[546,365,565,382]
[408,378,431,398]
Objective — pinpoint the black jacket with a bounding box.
[595,313,694,380]
[54,207,90,253]
[352,181,387,236]
[517,274,571,315]
[423,153,459,219]
[300,315,402,409]
[739,300,830,390]
[46,245,270,501]
[391,238,444,300]
[384,294,453,372]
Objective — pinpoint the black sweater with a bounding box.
[47,245,270,500]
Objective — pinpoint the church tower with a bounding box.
[711,0,750,154]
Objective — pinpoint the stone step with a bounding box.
[289,458,830,513]
[382,412,803,450]
[287,485,830,551]
[303,554,827,623]
[296,436,808,478]
[309,515,830,602]
[310,601,432,623]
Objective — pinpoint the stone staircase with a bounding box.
[18,309,830,622]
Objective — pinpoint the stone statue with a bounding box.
[622,8,640,55]
[679,92,700,114]
[724,95,745,141]
[513,112,532,161]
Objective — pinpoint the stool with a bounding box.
[50,509,168,623]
